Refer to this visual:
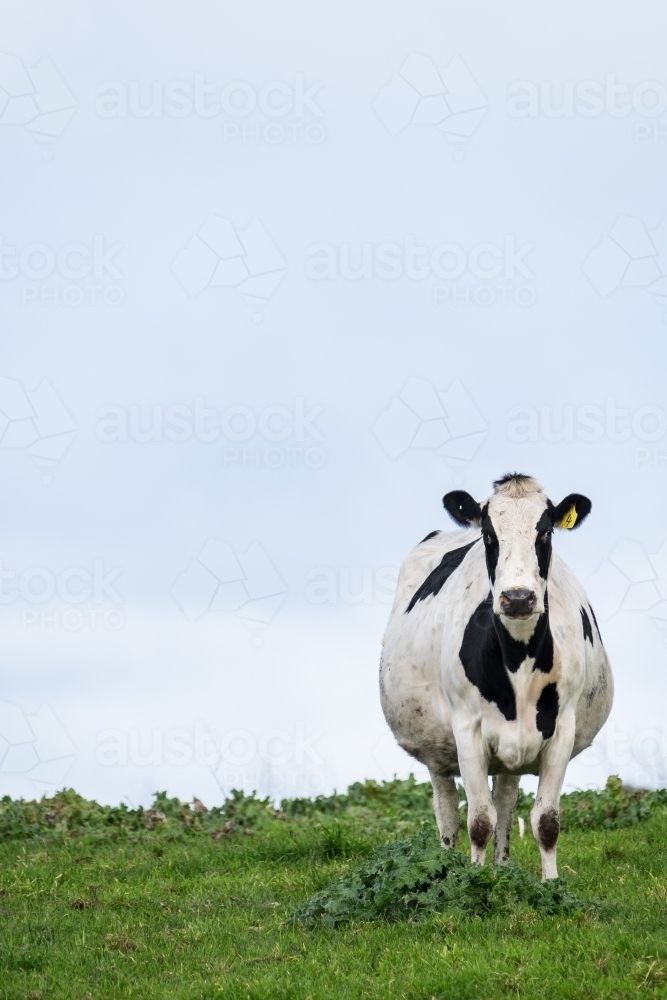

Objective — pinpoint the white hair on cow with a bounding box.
[492,473,544,499]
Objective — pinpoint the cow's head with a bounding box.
[443,474,591,636]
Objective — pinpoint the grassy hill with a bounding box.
[1,776,666,999]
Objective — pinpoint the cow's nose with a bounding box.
[499,588,537,618]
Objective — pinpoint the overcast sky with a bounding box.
[1,0,667,806]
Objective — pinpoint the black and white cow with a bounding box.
[380,474,613,880]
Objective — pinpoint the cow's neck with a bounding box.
[493,590,552,675]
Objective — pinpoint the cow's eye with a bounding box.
[539,529,553,542]
[482,530,491,544]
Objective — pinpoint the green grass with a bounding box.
[1,778,667,998]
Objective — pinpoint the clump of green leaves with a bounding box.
[0,788,147,841]
[217,788,280,830]
[291,827,589,928]
[515,776,667,833]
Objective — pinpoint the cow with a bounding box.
[380,473,613,880]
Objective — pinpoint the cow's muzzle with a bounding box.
[499,588,537,619]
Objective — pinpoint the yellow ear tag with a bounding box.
[559,505,578,529]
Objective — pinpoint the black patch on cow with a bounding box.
[469,813,494,850]
[459,594,517,721]
[493,602,554,675]
[553,493,592,529]
[580,606,594,645]
[481,515,499,583]
[419,530,441,544]
[459,587,556,718]
[534,510,553,579]
[528,598,554,674]
[589,604,602,642]
[443,490,482,527]
[537,808,560,851]
[494,616,531,673]
[536,683,559,738]
[406,540,479,613]
[532,629,554,674]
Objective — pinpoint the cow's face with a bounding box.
[443,477,591,636]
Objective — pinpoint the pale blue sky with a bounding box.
[1,0,666,805]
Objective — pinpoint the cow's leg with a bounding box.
[455,728,495,864]
[531,718,575,880]
[492,773,520,864]
[429,772,460,848]
[463,768,495,864]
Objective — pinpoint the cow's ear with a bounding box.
[443,490,483,527]
[553,493,592,530]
